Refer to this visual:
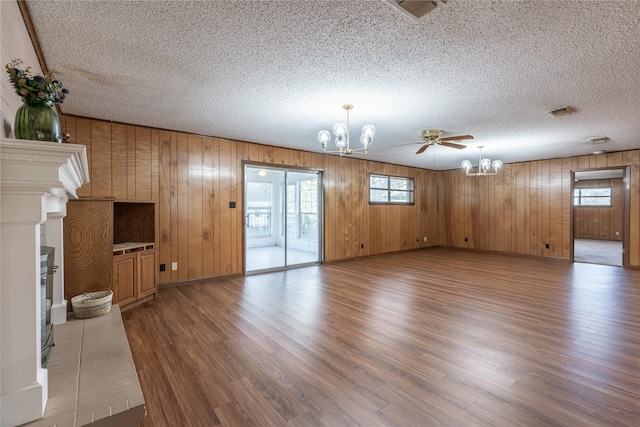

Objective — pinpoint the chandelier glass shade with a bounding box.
[462,146,502,176]
[318,104,375,156]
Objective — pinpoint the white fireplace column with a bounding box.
[0,139,88,427]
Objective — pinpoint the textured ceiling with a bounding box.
[26,0,640,170]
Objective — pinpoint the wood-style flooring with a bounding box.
[122,248,640,426]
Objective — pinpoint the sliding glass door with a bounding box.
[245,166,322,274]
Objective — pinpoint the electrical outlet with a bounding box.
[416,237,419,242]
[172,262,178,271]
[361,243,364,249]
[424,237,427,242]
[545,243,550,249]
[464,237,468,242]
[616,231,620,236]
[160,263,166,272]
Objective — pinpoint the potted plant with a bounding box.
[5,58,69,143]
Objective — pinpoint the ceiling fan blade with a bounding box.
[416,144,430,155]
[389,141,424,148]
[440,134,474,142]
[439,141,467,150]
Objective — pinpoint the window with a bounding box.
[370,174,414,204]
[285,179,319,239]
[574,187,612,206]
[247,182,273,237]
[299,178,318,239]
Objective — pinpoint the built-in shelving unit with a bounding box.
[64,199,158,310]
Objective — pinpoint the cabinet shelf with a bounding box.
[113,242,155,255]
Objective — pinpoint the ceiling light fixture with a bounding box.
[318,104,375,157]
[461,146,502,176]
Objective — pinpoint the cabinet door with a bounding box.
[113,253,136,307]
[137,250,157,299]
[64,199,114,308]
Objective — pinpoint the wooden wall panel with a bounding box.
[157,130,172,283]
[626,150,640,266]
[574,179,624,240]
[61,114,640,281]
[438,150,640,265]
[187,135,203,279]
[90,121,112,197]
[111,123,128,200]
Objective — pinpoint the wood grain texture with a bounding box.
[63,199,114,308]
[60,115,640,280]
[574,178,624,240]
[122,248,640,426]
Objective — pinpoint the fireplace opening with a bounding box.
[40,246,57,367]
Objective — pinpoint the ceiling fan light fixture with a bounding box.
[589,136,609,144]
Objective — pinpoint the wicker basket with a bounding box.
[71,290,113,319]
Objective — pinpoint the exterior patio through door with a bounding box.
[244,165,322,274]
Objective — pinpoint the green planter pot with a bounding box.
[14,102,62,143]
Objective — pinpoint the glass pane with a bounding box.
[390,178,412,190]
[300,213,318,239]
[390,190,412,203]
[581,188,611,197]
[287,184,296,236]
[370,189,389,202]
[370,175,389,189]
[247,208,271,237]
[581,197,610,206]
[300,179,317,213]
[247,182,272,207]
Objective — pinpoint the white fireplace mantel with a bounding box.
[1,138,89,427]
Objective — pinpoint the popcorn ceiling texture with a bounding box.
[26,0,640,170]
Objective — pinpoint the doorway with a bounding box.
[571,167,630,267]
[244,165,322,274]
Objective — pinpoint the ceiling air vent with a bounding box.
[386,0,447,21]
[548,106,574,117]
[589,137,609,144]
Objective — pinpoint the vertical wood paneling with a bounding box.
[202,137,215,278]
[158,130,172,283]
[126,125,137,199]
[626,150,640,266]
[60,115,640,279]
[187,135,203,279]
[560,158,572,258]
[219,139,233,274]
[549,159,563,257]
[574,179,623,240]
[169,132,179,282]
[75,117,92,197]
[90,121,112,197]
[112,123,128,200]
[135,127,152,200]
[177,133,189,281]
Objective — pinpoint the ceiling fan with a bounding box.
[395,129,474,154]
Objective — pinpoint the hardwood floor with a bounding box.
[121,248,640,426]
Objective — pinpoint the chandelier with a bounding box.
[461,146,503,176]
[318,104,375,156]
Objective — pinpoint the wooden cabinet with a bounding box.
[64,198,158,310]
[112,243,157,307]
[137,250,157,299]
[113,253,137,306]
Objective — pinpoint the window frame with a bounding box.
[369,173,415,205]
[573,187,612,207]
